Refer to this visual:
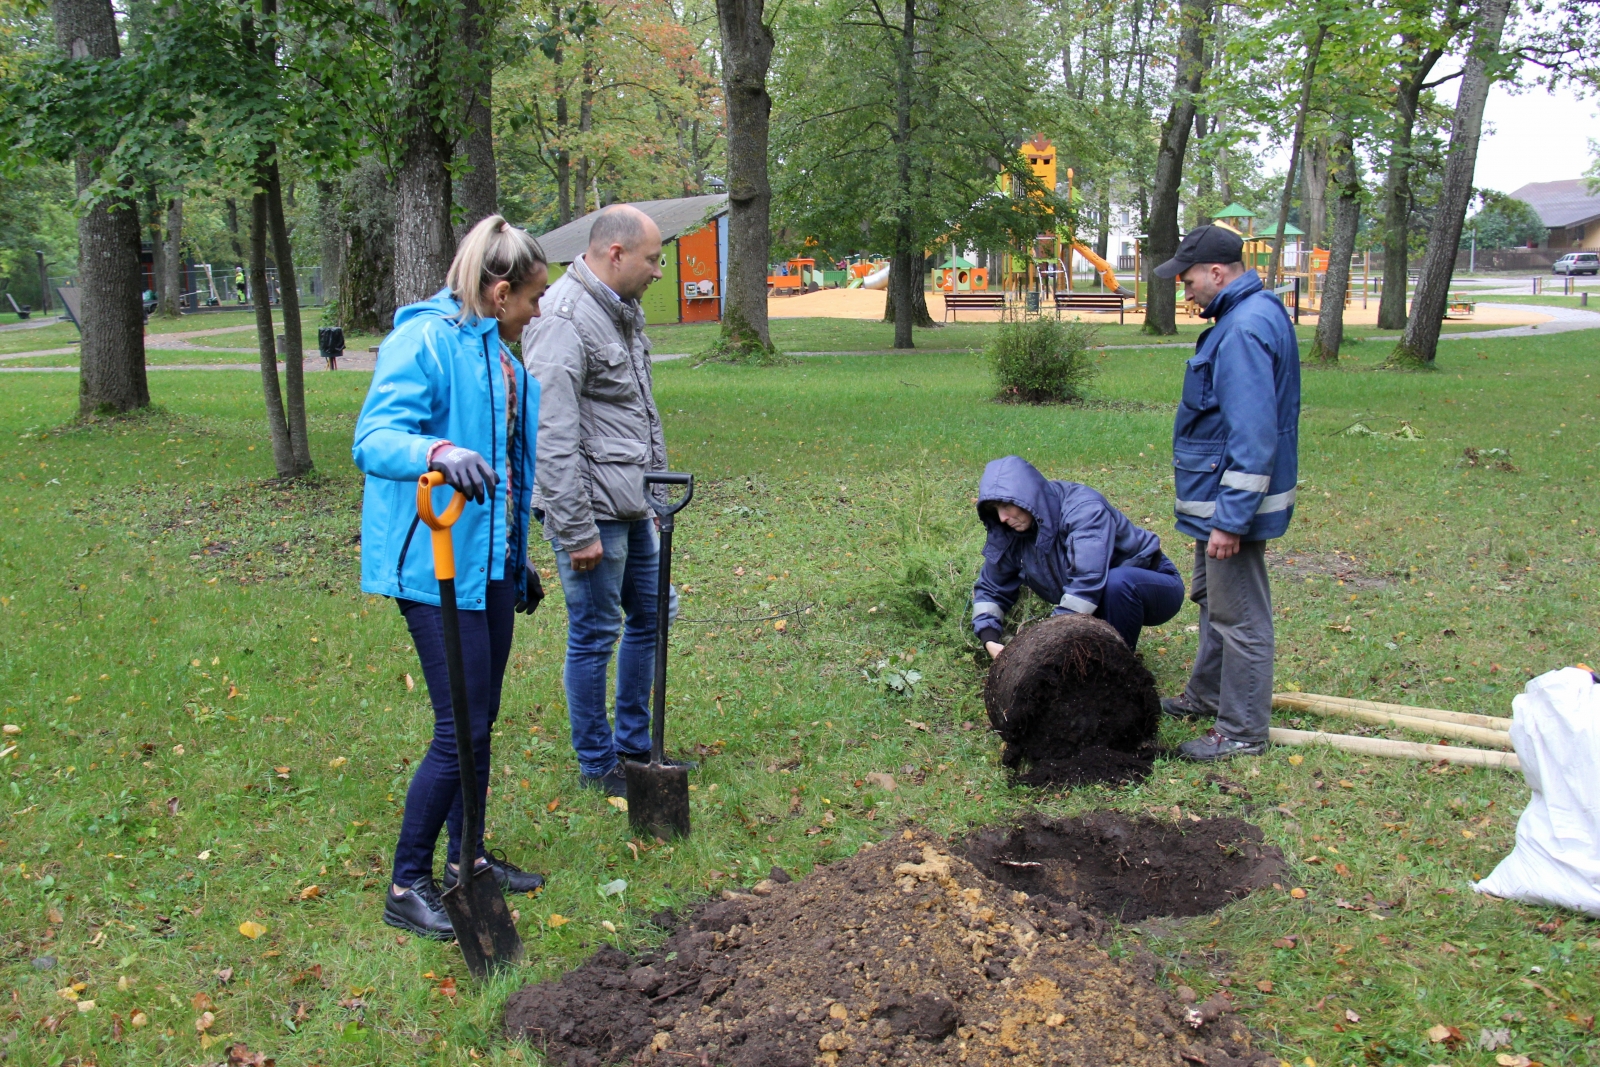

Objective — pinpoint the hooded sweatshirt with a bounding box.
[971,456,1164,642]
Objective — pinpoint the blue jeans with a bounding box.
[552,519,677,777]
[391,579,514,887]
[1094,555,1186,648]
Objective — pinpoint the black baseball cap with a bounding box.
[1153,225,1245,279]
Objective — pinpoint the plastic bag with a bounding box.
[1474,666,1600,916]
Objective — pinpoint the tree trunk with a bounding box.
[251,186,296,476]
[716,0,776,353]
[1310,122,1360,363]
[453,0,498,239]
[157,197,184,317]
[575,51,595,215]
[1302,135,1330,251]
[317,179,343,309]
[1376,44,1442,330]
[1395,0,1509,366]
[339,157,396,332]
[391,1,457,306]
[555,53,572,224]
[1143,0,1211,335]
[887,0,929,349]
[265,157,312,472]
[54,0,148,416]
[1266,23,1325,286]
[225,197,246,268]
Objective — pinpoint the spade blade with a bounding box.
[440,867,524,979]
[623,760,691,840]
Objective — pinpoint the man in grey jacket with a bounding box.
[523,204,676,797]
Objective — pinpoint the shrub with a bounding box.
[988,317,1099,403]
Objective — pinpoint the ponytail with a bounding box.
[446,215,548,322]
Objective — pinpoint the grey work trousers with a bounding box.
[1183,538,1274,743]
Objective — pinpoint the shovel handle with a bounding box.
[645,471,693,528]
[417,472,468,581]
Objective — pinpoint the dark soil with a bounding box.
[504,831,1277,1067]
[983,614,1160,786]
[962,812,1286,922]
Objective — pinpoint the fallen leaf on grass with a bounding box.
[404,673,415,691]
[1272,937,1298,950]
[328,757,348,770]
[548,914,569,928]
[864,772,897,791]
[192,992,214,1011]
[607,796,628,812]
[1479,1029,1513,1051]
[299,885,322,901]
[436,977,457,1000]
[1566,1012,1595,1032]
[195,1010,216,1033]
[214,967,233,984]
[226,1042,274,1066]
[238,921,267,940]
[602,920,617,933]
[75,999,96,1013]
[1289,888,1307,899]
[275,766,291,780]
[130,1010,148,1028]
[1334,863,1352,878]
[1255,980,1274,993]
[1496,1057,1531,1067]
[1287,754,1304,766]
[46,907,64,924]
[166,796,180,816]
[1427,1024,1464,1047]
[598,879,627,898]
[547,798,561,812]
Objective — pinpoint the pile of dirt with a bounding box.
[503,830,1277,1067]
[962,812,1285,922]
[983,614,1160,786]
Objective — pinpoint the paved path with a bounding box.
[0,316,69,333]
[1436,302,1600,339]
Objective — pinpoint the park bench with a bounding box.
[5,293,30,320]
[943,291,1006,321]
[1054,291,1130,324]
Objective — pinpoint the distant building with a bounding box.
[1509,180,1600,251]
[534,194,728,326]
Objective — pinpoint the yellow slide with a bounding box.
[1070,242,1125,293]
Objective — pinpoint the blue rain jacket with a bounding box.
[352,289,540,610]
[971,456,1165,639]
[1171,270,1300,541]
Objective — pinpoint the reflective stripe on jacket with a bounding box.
[352,289,540,610]
[1171,270,1301,541]
[971,456,1165,638]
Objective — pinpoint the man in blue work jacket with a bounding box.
[1155,226,1300,761]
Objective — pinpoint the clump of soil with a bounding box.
[963,812,1285,922]
[984,614,1159,785]
[504,832,1276,1067]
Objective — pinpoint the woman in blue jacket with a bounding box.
[972,456,1185,654]
[352,216,548,940]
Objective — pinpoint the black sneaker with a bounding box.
[579,763,629,798]
[618,751,700,771]
[1176,728,1266,762]
[443,850,546,894]
[382,876,454,941]
[1161,693,1213,721]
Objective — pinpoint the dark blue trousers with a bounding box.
[1095,555,1186,648]
[392,579,514,887]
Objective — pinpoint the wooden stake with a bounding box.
[1275,692,1510,731]
[1272,695,1512,750]
[1268,727,1521,772]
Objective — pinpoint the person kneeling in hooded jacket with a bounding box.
[972,456,1185,656]
[353,216,550,941]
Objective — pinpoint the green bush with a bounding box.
[987,316,1099,403]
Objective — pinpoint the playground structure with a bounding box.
[994,135,1128,303]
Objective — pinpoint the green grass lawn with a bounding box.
[3,333,1599,1066]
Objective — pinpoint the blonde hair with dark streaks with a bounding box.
[446,215,548,322]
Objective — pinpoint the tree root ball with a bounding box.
[984,614,1160,781]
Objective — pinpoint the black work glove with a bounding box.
[428,446,498,504]
[514,562,545,615]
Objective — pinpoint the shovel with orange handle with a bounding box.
[416,471,524,978]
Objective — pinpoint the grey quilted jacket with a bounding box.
[522,254,667,551]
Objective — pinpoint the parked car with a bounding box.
[1552,252,1600,275]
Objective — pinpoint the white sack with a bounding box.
[1474,666,1600,916]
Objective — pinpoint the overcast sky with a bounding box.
[1475,81,1599,194]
